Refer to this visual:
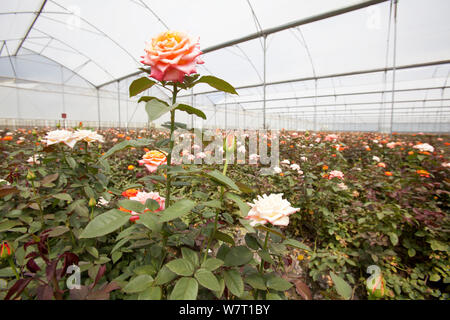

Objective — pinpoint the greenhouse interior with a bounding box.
[0,0,449,304]
[0,0,449,132]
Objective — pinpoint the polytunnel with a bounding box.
[0,0,449,133]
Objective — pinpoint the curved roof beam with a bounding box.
[14,0,48,55]
[32,28,116,81]
[98,0,389,88]
[132,0,170,30]
[20,47,97,87]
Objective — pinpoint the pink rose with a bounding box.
[328,170,344,180]
[138,150,167,173]
[141,31,204,82]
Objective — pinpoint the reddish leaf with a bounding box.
[0,186,18,197]
[5,278,33,300]
[92,264,107,288]
[69,286,90,300]
[26,258,41,273]
[295,280,312,300]
[46,260,57,283]
[36,284,54,300]
[58,252,79,279]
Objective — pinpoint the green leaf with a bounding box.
[145,199,161,212]
[136,213,161,233]
[388,233,399,246]
[202,199,222,209]
[146,99,170,122]
[129,77,156,97]
[40,173,59,185]
[408,248,416,257]
[47,226,69,237]
[123,274,153,293]
[223,269,244,297]
[266,292,283,300]
[224,246,253,267]
[100,139,153,159]
[138,286,161,300]
[66,156,77,169]
[159,199,196,223]
[266,275,292,291]
[430,274,441,282]
[194,268,221,291]
[165,259,195,276]
[86,247,99,259]
[118,199,145,213]
[216,244,230,261]
[201,258,224,271]
[282,239,312,252]
[195,75,238,95]
[245,273,267,290]
[111,238,129,254]
[214,231,235,246]
[138,96,168,105]
[52,193,73,202]
[0,220,22,232]
[79,209,130,238]
[154,265,177,285]
[225,192,250,216]
[134,265,157,276]
[429,240,448,252]
[330,272,352,300]
[244,234,260,250]
[258,250,274,265]
[205,170,240,192]
[172,103,206,120]
[169,277,198,300]
[181,247,199,267]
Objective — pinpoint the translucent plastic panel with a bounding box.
[196,38,264,92]
[142,0,256,48]
[249,0,366,31]
[0,14,35,49]
[396,0,450,65]
[0,0,42,13]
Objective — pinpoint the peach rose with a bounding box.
[138,150,167,173]
[141,31,204,82]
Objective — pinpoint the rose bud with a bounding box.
[0,241,13,259]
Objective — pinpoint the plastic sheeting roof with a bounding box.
[1,0,449,90]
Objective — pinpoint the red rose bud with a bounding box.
[0,241,13,259]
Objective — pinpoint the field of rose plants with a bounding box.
[0,125,448,300]
[0,30,449,301]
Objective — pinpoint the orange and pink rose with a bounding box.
[141,31,204,82]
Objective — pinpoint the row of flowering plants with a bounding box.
[0,31,313,300]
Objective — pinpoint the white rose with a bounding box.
[43,130,78,148]
[245,193,300,227]
[73,130,104,144]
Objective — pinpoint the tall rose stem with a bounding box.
[165,84,178,208]
[259,230,269,273]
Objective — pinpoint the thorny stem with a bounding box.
[8,257,20,280]
[165,84,178,208]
